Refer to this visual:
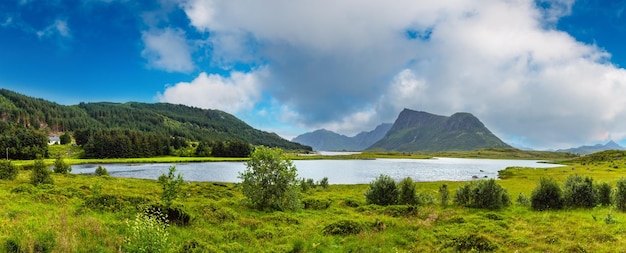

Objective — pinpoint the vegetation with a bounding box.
[0,159,18,180]
[157,166,184,208]
[454,179,510,210]
[53,156,71,174]
[94,165,109,176]
[562,175,596,208]
[239,146,301,211]
[397,177,418,205]
[30,158,53,186]
[365,174,399,206]
[531,177,564,211]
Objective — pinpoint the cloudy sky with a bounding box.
[1,0,626,150]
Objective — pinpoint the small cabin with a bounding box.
[48,136,60,145]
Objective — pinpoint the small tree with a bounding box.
[59,132,71,145]
[454,179,510,210]
[0,159,18,180]
[30,158,53,185]
[615,178,626,212]
[531,177,563,211]
[398,177,418,205]
[158,166,184,208]
[439,184,450,207]
[53,156,71,174]
[95,165,109,176]
[365,174,398,206]
[239,146,300,211]
[596,182,612,206]
[562,175,596,208]
[318,177,329,189]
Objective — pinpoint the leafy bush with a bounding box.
[596,182,612,206]
[615,178,626,212]
[365,174,398,206]
[30,158,53,186]
[302,198,331,210]
[239,146,300,211]
[318,177,329,189]
[454,179,510,210]
[53,156,71,174]
[94,165,109,176]
[147,204,191,226]
[398,177,418,205]
[158,166,184,208]
[563,175,596,208]
[516,193,530,206]
[439,184,450,207]
[445,234,499,252]
[323,220,364,236]
[531,177,564,211]
[124,211,169,253]
[0,160,18,180]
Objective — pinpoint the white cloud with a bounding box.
[157,69,265,114]
[175,0,626,149]
[141,27,195,73]
[36,19,71,39]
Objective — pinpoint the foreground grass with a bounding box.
[3,154,626,252]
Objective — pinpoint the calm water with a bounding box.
[72,158,562,184]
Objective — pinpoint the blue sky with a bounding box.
[1,0,626,150]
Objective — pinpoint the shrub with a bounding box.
[445,234,498,252]
[439,184,450,207]
[299,178,310,192]
[516,193,530,206]
[454,179,510,210]
[323,220,364,236]
[398,177,418,205]
[596,182,612,206]
[53,156,71,174]
[158,166,184,208]
[563,175,596,208]
[531,178,564,211]
[615,178,626,212]
[239,146,300,211]
[302,198,331,210]
[124,211,169,253]
[365,174,398,206]
[318,177,329,189]
[94,165,109,176]
[30,158,53,186]
[0,160,18,180]
[146,204,191,226]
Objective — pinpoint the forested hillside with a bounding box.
[0,89,310,159]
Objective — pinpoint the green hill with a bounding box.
[367,109,510,152]
[0,88,310,151]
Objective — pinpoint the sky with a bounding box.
[1,0,626,150]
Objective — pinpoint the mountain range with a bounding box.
[0,89,310,151]
[557,141,625,155]
[292,123,392,151]
[294,108,511,152]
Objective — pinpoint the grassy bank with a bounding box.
[2,152,626,252]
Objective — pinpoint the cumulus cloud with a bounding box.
[141,27,195,73]
[173,0,626,149]
[157,69,265,114]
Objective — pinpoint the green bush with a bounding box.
[318,177,329,189]
[596,182,612,206]
[158,166,184,208]
[0,160,18,180]
[30,158,53,186]
[454,179,510,210]
[53,156,71,174]
[439,184,450,207]
[365,174,398,206]
[615,178,626,212]
[516,193,530,206]
[397,177,418,205]
[239,146,300,211]
[563,175,596,208]
[445,234,499,252]
[124,211,169,253]
[531,177,564,211]
[302,198,331,210]
[323,220,364,236]
[94,165,109,176]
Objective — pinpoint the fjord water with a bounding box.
[72,158,562,184]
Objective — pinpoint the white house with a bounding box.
[48,136,60,145]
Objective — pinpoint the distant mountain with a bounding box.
[292,123,392,151]
[367,109,511,152]
[0,88,310,151]
[557,140,625,155]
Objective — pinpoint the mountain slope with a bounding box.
[0,89,310,151]
[292,123,392,151]
[557,140,625,155]
[367,109,510,152]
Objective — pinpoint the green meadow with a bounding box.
[2,150,626,252]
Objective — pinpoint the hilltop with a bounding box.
[367,109,511,152]
[0,88,310,151]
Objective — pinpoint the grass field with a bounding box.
[2,151,626,252]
